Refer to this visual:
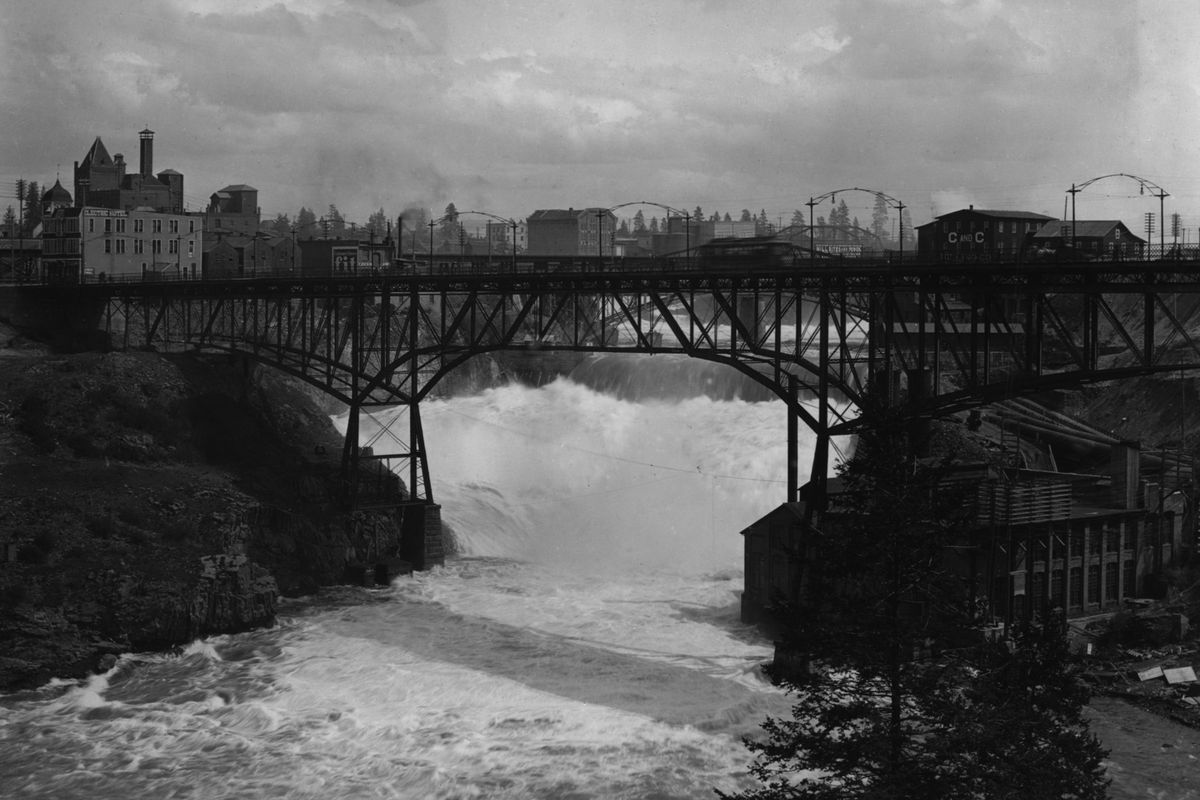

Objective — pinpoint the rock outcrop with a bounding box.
[0,350,409,690]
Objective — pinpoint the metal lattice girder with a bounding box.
[41,256,1200,468]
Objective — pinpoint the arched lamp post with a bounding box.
[806,187,906,268]
[427,210,519,273]
[606,201,692,267]
[1067,173,1168,257]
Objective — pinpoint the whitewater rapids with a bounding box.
[1,371,1185,798]
[0,374,809,798]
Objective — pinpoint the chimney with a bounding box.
[139,128,155,177]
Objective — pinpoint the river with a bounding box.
[1,366,1197,797]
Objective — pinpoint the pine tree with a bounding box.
[267,213,291,236]
[719,394,1110,799]
[326,204,346,236]
[23,181,40,234]
[438,203,460,245]
[296,207,317,238]
[633,209,646,233]
[367,207,388,239]
[872,194,891,242]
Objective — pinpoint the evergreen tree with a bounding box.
[23,181,40,234]
[740,209,753,223]
[633,209,646,233]
[617,218,630,236]
[724,212,733,222]
[872,194,891,242]
[438,203,460,244]
[830,199,851,234]
[649,216,659,234]
[790,209,805,229]
[367,207,388,240]
[693,206,703,223]
[296,207,317,238]
[718,395,1110,800]
[267,213,291,236]
[326,204,346,236]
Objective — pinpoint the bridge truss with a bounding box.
[46,254,1200,510]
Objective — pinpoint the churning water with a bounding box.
[1,364,1195,798]
[0,369,809,799]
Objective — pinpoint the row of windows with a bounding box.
[936,219,1042,234]
[88,217,195,234]
[100,239,195,256]
[1007,558,1134,619]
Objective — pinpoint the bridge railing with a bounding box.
[10,243,1200,288]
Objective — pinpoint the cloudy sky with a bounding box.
[2,0,1199,237]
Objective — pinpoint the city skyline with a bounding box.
[2,0,1199,237]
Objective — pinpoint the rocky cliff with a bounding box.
[0,344,410,690]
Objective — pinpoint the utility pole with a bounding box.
[15,179,25,280]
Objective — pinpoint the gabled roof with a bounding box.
[528,209,588,221]
[80,137,114,169]
[1033,220,1145,242]
[739,501,808,535]
[919,208,1056,228]
[218,184,257,192]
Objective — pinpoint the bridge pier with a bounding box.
[399,502,445,570]
[340,401,433,506]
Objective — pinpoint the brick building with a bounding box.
[206,185,261,238]
[73,129,184,214]
[916,207,1055,261]
[526,208,616,256]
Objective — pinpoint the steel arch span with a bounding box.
[30,252,1200,510]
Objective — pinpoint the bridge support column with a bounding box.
[341,401,433,508]
[787,374,799,503]
[400,502,445,570]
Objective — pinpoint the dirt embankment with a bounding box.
[0,344,405,691]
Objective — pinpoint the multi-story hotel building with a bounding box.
[42,206,202,281]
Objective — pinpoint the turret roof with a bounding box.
[41,179,72,203]
[80,137,113,169]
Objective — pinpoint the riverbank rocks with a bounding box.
[0,350,406,691]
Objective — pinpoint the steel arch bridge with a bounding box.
[29,252,1200,512]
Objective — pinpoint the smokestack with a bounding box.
[139,128,154,177]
